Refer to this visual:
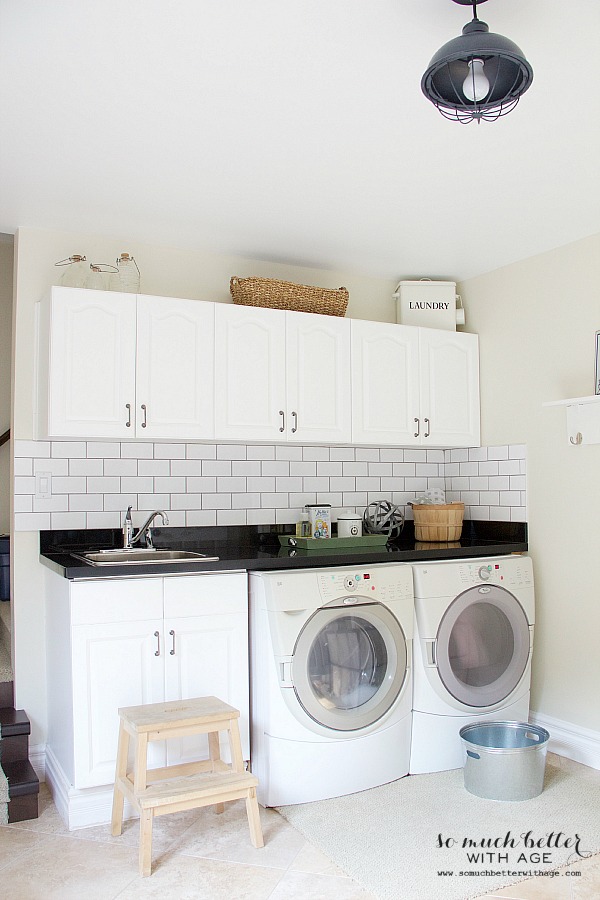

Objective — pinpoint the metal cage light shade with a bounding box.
[421,2,533,123]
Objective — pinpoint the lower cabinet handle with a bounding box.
[169,629,175,655]
[141,404,147,428]
[154,630,160,657]
[279,410,285,433]
[414,417,420,438]
[424,417,430,438]
[291,411,298,433]
[125,403,132,427]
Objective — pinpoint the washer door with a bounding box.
[436,585,530,708]
[292,601,408,732]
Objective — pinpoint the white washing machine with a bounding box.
[410,555,534,774]
[249,563,413,806]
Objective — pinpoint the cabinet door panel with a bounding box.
[164,613,250,765]
[286,312,351,443]
[214,304,286,440]
[47,288,136,438]
[420,329,480,447]
[71,621,164,788]
[351,320,420,445]
[136,295,214,439]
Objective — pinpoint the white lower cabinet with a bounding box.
[46,572,249,791]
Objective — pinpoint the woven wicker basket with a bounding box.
[412,502,465,542]
[230,276,349,317]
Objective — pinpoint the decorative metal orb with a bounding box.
[363,501,405,540]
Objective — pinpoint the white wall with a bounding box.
[0,236,13,533]
[459,233,600,731]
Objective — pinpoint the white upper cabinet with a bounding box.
[214,304,287,441]
[136,294,214,440]
[351,320,420,445]
[285,310,351,444]
[38,287,214,440]
[352,320,480,448]
[420,328,480,447]
[214,304,351,443]
[38,287,137,439]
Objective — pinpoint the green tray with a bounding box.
[278,534,389,550]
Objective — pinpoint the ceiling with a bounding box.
[1,0,599,282]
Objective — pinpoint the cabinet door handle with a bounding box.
[125,403,132,427]
[291,411,298,433]
[154,630,160,656]
[414,417,420,438]
[141,404,147,428]
[424,417,430,438]
[169,629,175,655]
[279,410,285,433]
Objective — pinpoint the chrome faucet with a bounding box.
[122,507,169,549]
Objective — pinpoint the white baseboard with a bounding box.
[530,710,600,770]
[45,745,137,831]
[29,743,46,783]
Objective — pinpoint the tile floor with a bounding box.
[0,755,598,899]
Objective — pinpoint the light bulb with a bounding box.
[463,58,490,102]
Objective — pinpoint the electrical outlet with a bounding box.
[35,471,52,500]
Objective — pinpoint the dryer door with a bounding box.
[292,602,408,732]
[436,585,530,708]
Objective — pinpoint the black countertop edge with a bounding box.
[40,521,527,580]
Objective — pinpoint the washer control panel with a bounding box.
[318,565,413,605]
[456,558,533,588]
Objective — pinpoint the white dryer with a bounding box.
[249,563,413,806]
[410,555,534,774]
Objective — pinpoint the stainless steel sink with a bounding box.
[71,548,219,566]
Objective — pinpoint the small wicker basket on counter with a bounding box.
[230,276,349,317]
[411,502,465,542]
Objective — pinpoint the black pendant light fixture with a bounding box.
[421,0,533,123]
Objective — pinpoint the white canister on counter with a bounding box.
[337,511,362,538]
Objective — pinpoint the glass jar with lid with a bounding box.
[55,254,88,287]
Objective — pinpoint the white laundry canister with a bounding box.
[395,280,458,330]
[337,512,362,538]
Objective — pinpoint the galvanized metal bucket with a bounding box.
[460,721,550,801]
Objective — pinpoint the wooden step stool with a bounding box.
[111,696,263,876]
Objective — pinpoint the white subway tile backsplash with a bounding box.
[12,439,527,531]
[87,476,120,493]
[275,446,303,461]
[186,444,217,460]
[14,477,36,494]
[217,444,246,460]
[69,458,104,476]
[104,458,137,477]
[262,460,290,476]
[186,477,217,493]
[138,459,171,476]
[121,442,154,459]
[54,443,84,460]
[87,441,120,458]
[302,446,330,461]
[14,458,33,476]
[330,448,355,461]
[202,460,232,476]
[246,445,275,460]
[35,458,69,476]
[154,443,186,459]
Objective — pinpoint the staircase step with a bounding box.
[0,707,31,737]
[0,708,31,764]
[3,758,39,823]
[0,680,13,708]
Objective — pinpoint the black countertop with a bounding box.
[40,521,528,580]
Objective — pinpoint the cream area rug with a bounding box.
[278,762,600,900]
